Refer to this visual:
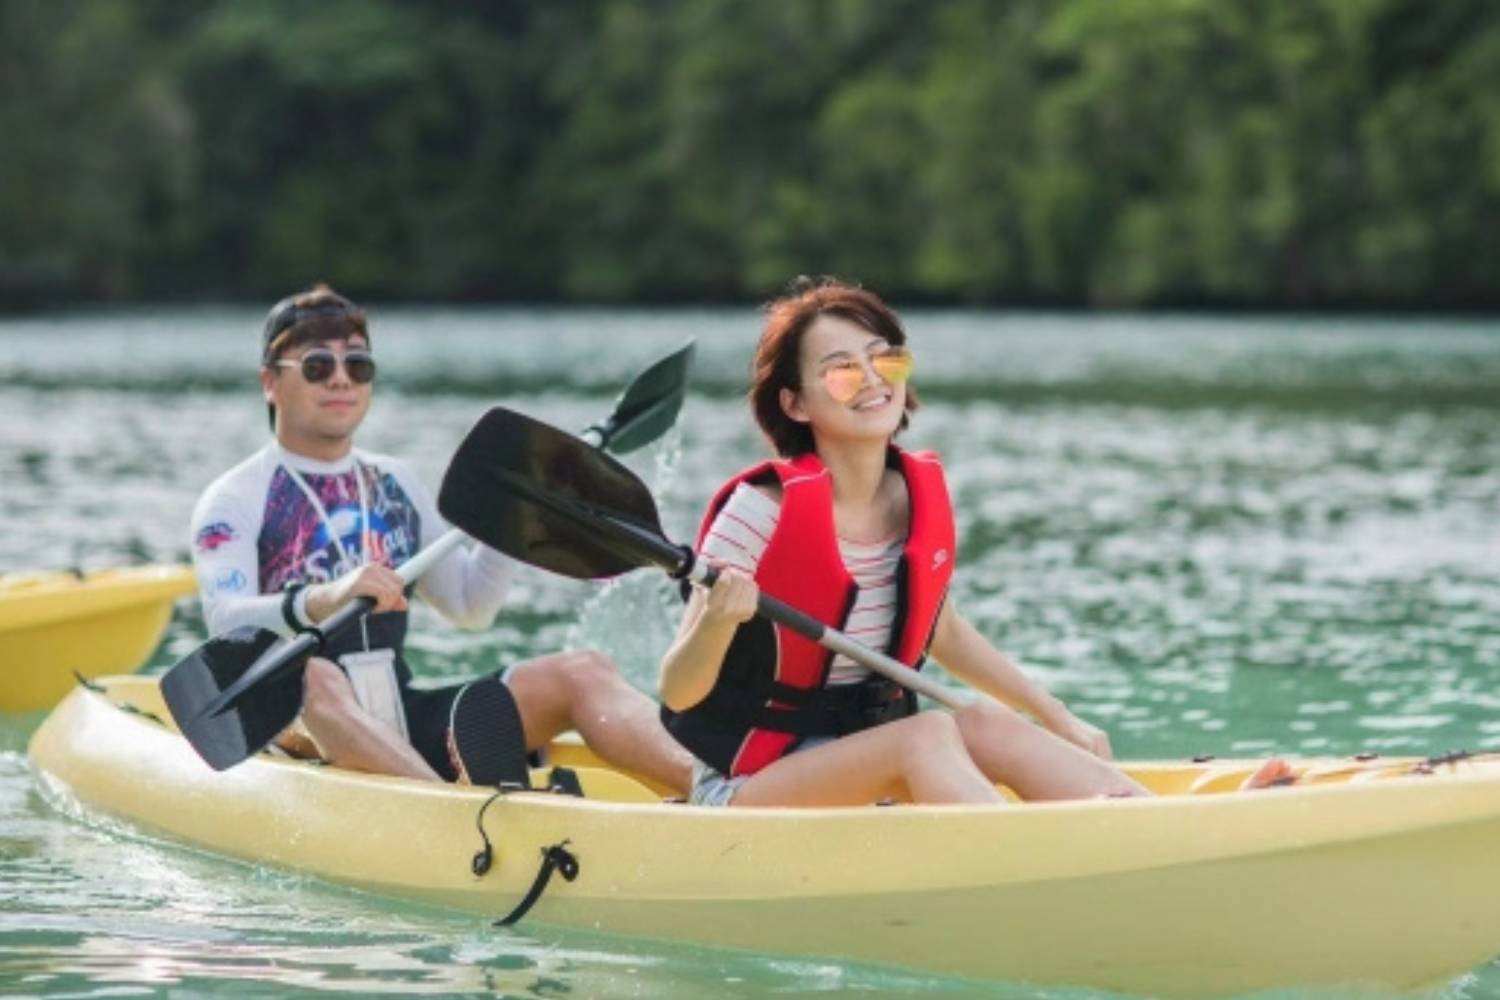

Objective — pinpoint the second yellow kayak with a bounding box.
[0,565,196,711]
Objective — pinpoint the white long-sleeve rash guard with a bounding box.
[190,441,512,638]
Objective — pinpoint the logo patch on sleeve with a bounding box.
[213,568,247,592]
[195,522,237,552]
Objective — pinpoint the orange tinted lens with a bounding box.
[871,348,913,384]
[822,363,866,403]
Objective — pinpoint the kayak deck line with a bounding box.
[28,675,1500,997]
[1,565,196,712]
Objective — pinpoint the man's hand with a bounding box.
[305,563,408,622]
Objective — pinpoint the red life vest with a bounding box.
[661,447,955,777]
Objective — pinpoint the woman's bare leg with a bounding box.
[733,711,1005,807]
[1240,758,1296,789]
[504,649,695,795]
[954,700,1149,801]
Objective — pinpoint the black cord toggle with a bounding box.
[471,788,504,876]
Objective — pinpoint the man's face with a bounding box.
[261,335,374,448]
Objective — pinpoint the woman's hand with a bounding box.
[1046,710,1114,761]
[306,563,409,622]
[701,565,758,626]
[659,563,757,712]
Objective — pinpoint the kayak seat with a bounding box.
[524,765,663,804]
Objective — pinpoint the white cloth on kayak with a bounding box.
[700,482,905,687]
[190,440,512,638]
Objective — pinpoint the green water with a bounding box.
[2,308,1498,998]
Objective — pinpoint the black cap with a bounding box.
[260,285,367,364]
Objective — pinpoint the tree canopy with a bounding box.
[3,0,1496,309]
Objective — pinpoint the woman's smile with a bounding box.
[851,389,893,412]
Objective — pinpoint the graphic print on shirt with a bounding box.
[257,463,421,593]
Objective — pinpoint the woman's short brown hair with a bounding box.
[750,276,919,457]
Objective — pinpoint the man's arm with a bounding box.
[190,487,286,636]
[397,459,513,629]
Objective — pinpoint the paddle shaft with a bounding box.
[205,529,467,718]
[694,563,967,712]
[597,511,968,711]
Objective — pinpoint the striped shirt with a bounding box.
[701,483,904,686]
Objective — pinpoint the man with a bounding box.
[190,284,693,792]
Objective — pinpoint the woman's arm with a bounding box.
[658,568,758,712]
[929,602,1114,759]
[661,482,780,712]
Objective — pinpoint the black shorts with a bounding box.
[402,671,511,782]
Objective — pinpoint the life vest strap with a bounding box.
[741,677,915,738]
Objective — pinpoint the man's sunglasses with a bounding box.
[272,348,377,385]
[817,347,913,403]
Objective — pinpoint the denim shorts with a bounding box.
[689,760,748,807]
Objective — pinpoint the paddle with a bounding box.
[437,406,967,711]
[162,342,696,770]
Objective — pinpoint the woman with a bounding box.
[658,278,1156,807]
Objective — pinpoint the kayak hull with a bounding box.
[29,677,1500,996]
[0,566,196,711]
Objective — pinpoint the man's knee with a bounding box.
[554,648,620,693]
[505,648,621,726]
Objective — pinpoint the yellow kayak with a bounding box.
[0,566,196,711]
[29,675,1500,997]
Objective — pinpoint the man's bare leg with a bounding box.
[504,649,694,795]
[299,656,440,780]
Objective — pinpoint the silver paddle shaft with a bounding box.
[397,527,467,585]
[684,556,968,711]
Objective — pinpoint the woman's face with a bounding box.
[779,314,910,447]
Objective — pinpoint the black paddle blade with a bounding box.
[594,340,695,454]
[439,407,680,580]
[160,626,307,770]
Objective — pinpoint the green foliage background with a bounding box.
[3,0,1497,308]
